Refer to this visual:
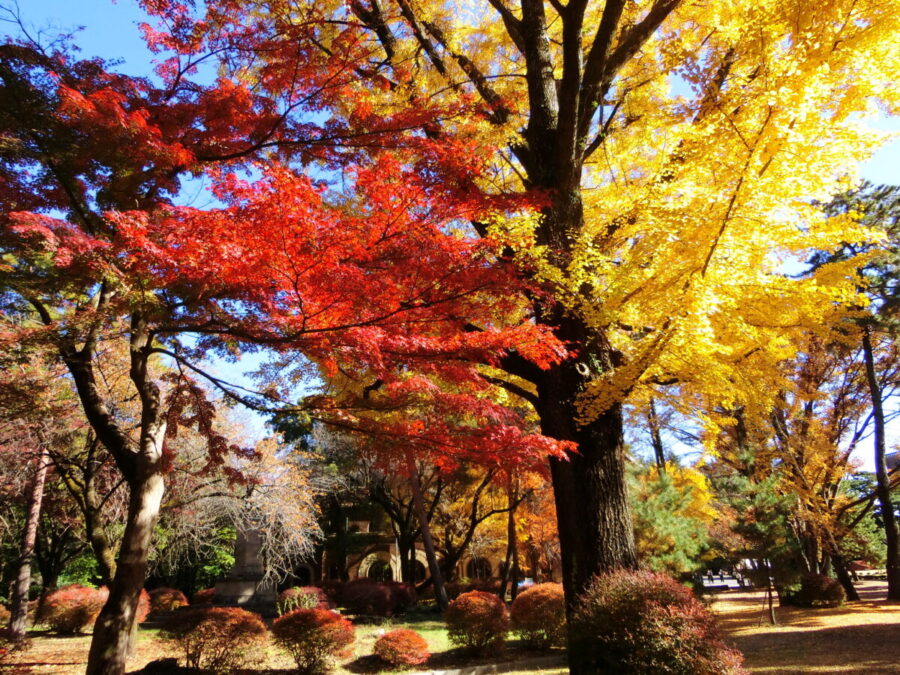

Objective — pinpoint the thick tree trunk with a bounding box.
[539,381,637,603]
[536,339,637,675]
[862,326,900,600]
[405,454,449,610]
[8,446,50,639]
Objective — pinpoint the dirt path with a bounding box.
[711,580,900,674]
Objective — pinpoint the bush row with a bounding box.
[162,606,427,674]
[447,575,744,675]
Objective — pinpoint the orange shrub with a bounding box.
[444,590,509,652]
[191,588,215,605]
[149,587,189,613]
[272,608,355,674]
[135,589,151,623]
[510,583,566,649]
[161,607,267,673]
[373,628,430,667]
[40,585,108,634]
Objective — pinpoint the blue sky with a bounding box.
[5,0,898,463]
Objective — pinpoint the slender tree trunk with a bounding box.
[8,446,50,639]
[498,482,518,601]
[510,530,521,602]
[832,554,860,602]
[85,426,166,675]
[84,507,117,586]
[862,325,900,600]
[405,453,449,610]
[648,397,667,472]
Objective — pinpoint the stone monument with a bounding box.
[214,528,277,615]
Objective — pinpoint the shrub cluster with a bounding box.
[444,590,509,652]
[571,569,746,675]
[793,574,846,608]
[510,583,566,649]
[320,580,344,605]
[272,608,355,674]
[342,579,416,617]
[161,606,267,673]
[149,587,189,613]
[373,628,430,667]
[279,586,331,615]
[40,585,108,634]
[191,588,215,605]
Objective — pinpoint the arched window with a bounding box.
[412,560,427,583]
[367,559,394,582]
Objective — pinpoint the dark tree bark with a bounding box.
[405,453,449,610]
[648,398,667,472]
[862,325,900,600]
[8,445,50,640]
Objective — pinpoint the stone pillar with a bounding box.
[214,528,277,615]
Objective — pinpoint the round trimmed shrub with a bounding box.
[342,579,416,617]
[40,585,108,634]
[510,583,566,649]
[796,574,846,608]
[387,581,417,613]
[374,628,430,667]
[161,606,267,673]
[149,587,189,613]
[272,608,355,674]
[191,588,215,605]
[572,569,746,675]
[279,586,331,615]
[444,590,509,652]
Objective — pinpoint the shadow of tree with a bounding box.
[732,622,900,673]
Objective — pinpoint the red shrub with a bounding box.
[149,587,189,613]
[40,585,108,634]
[342,579,390,616]
[444,590,509,652]
[572,569,746,674]
[387,582,417,613]
[191,588,215,605]
[320,580,344,604]
[272,608,355,674]
[374,628,430,667]
[161,607,267,673]
[510,583,566,649]
[279,586,332,615]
